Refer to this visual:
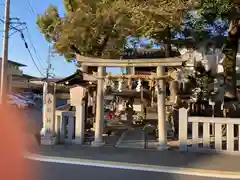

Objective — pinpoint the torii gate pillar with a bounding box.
[91,66,105,147]
[156,66,168,150]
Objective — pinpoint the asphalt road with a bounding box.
[28,160,233,180]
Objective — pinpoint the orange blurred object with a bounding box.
[0,105,34,180]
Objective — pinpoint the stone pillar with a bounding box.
[59,115,66,143]
[42,81,48,130]
[92,66,105,147]
[67,115,75,144]
[55,114,61,143]
[156,66,168,150]
[75,102,85,144]
[70,86,86,144]
[41,83,57,145]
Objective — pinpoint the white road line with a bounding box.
[26,154,240,179]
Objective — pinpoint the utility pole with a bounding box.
[0,0,10,104]
[43,43,52,104]
[42,43,52,134]
[46,43,51,81]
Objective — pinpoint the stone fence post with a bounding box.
[179,107,188,151]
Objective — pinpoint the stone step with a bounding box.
[115,128,145,149]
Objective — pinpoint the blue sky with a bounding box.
[0,0,78,78]
[0,0,122,78]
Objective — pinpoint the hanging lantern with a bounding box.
[118,78,123,92]
[136,79,141,92]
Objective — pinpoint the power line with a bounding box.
[23,0,55,78]
[0,19,26,37]
[24,0,36,17]
[19,32,45,77]
[23,0,48,72]
[0,18,45,76]
[16,0,57,79]
[25,27,46,69]
[1,16,54,79]
[0,18,26,35]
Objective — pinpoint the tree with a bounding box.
[148,1,232,59]
[173,0,231,46]
[175,0,238,99]
[222,1,239,99]
[199,0,240,100]
[36,0,196,61]
[188,61,215,100]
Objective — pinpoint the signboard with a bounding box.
[44,93,55,134]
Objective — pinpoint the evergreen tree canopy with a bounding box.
[175,0,232,45]
[36,0,197,60]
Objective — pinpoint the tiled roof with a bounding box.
[121,48,180,59]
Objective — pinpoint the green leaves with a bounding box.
[36,0,195,60]
[36,5,61,42]
[198,0,232,22]
[172,0,232,47]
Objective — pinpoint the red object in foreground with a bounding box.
[0,105,34,180]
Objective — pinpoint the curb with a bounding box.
[25,153,240,179]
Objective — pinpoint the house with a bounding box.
[0,58,37,92]
[178,38,240,84]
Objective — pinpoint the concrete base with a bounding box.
[91,140,105,147]
[156,144,169,151]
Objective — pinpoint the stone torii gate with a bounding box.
[76,54,185,149]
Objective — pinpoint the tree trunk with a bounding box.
[165,26,180,105]
[222,11,239,99]
[164,26,171,58]
[169,70,179,103]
